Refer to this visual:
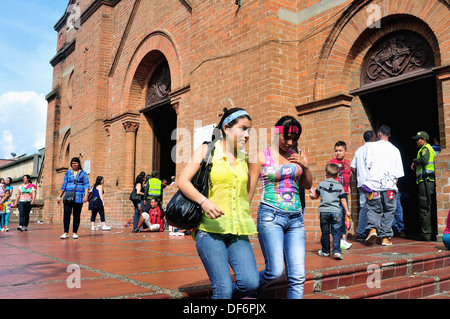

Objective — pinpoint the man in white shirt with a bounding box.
[350,130,376,240]
[363,125,404,246]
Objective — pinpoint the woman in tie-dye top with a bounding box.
[13,175,36,231]
[249,116,312,299]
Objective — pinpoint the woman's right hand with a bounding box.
[201,199,224,219]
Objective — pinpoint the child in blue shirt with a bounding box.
[310,163,350,260]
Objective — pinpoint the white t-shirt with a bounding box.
[351,142,371,188]
[363,140,404,192]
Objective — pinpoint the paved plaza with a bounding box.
[1,221,449,299]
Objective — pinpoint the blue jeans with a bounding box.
[195,230,259,299]
[391,193,404,234]
[443,233,450,250]
[320,212,342,254]
[365,190,397,238]
[257,204,305,299]
[357,188,368,239]
[132,201,144,229]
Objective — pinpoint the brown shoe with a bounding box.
[382,237,393,246]
[365,229,377,245]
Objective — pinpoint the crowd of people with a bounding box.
[1,108,449,300]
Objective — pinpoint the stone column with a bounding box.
[122,120,140,189]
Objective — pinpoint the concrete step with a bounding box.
[421,291,450,299]
[303,255,450,299]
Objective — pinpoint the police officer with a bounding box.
[411,131,436,241]
[144,171,162,210]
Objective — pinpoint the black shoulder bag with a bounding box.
[129,185,142,203]
[165,141,216,230]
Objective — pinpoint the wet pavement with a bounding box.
[1,221,449,299]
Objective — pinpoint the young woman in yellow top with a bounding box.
[178,108,259,299]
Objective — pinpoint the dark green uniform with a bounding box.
[413,143,436,240]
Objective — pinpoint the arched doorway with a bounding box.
[356,30,439,237]
[141,59,177,183]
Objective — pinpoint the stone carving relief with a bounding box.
[362,31,435,87]
[146,61,172,108]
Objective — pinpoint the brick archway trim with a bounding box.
[121,31,182,114]
[311,0,447,102]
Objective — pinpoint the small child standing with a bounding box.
[0,178,6,202]
[0,190,11,232]
[328,141,352,250]
[310,163,350,260]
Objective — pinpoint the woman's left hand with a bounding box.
[288,151,308,169]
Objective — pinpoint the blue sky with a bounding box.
[0,0,69,158]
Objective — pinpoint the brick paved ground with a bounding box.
[1,221,449,300]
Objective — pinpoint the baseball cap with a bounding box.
[411,131,429,140]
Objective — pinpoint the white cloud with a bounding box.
[1,130,14,157]
[0,91,47,158]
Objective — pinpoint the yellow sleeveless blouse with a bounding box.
[197,141,257,236]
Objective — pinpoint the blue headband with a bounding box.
[222,110,249,128]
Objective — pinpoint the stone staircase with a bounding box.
[258,250,450,299]
[177,249,450,300]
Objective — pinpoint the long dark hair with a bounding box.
[94,176,103,188]
[211,108,252,142]
[135,175,144,186]
[275,116,302,141]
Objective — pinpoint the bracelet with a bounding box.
[57,197,62,200]
[199,197,207,206]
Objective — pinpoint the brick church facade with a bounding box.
[43,0,450,239]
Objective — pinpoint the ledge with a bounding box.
[296,94,353,115]
[49,40,76,67]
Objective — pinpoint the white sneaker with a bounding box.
[318,250,330,257]
[60,233,69,239]
[73,234,79,239]
[334,253,344,260]
[102,226,111,231]
[91,226,98,231]
[341,240,352,250]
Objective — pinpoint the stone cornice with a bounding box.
[49,40,76,67]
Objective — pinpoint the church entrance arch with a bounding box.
[140,58,176,183]
[356,30,439,237]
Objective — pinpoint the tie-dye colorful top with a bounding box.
[260,147,303,212]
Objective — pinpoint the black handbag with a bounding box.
[129,187,142,203]
[87,186,94,202]
[165,141,216,230]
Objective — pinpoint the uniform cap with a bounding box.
[411,131,429,140]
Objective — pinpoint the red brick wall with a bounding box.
[43,0,450,237]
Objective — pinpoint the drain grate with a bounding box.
[380,252,411,256]
[372,252,414,258]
